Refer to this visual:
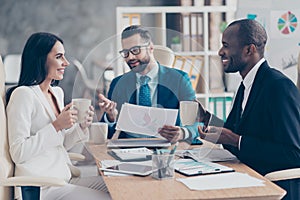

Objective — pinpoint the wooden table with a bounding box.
[87,141,286,200]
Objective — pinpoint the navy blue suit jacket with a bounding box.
[105,63,198,140]
[222,61,300,175]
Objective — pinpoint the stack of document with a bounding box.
[108,147,153,162]
[107,139,171,148]
[176,147,237,162]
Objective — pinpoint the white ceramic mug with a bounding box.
[72,98,91,123]
[89,122,108,144]
[179,101,198,126]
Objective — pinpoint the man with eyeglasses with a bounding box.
[98,25,200,144]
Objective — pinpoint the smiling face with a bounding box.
[218,24,248,74]
[45,41,69,82]
[121,33,152,74]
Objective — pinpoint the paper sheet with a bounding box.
[176,147,237,162]
[177,172,265,190]
[116,103,178,138]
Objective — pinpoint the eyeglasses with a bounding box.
[119,42,150,58]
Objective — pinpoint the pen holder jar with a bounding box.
[152,154,175,180]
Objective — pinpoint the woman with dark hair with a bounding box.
[6,32,110,200]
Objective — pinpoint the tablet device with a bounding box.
[99,163,153,176]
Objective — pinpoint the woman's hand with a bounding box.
[52,103,78,132]
[79,105,95,130]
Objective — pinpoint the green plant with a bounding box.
[220,21,227,33]
[171,36,180,44]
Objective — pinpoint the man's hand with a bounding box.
[197,126,239,147]
[98,93,118,122]
[194,99,211,129]
[158,125,184,143]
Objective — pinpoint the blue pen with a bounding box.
[154,149,163,178]
[169,142,179,155]
[167,142,178,166]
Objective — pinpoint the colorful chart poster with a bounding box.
[235,0,300,85]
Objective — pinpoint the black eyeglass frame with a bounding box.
[119,42,150,58]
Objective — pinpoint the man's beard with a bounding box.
[128,57,150,73]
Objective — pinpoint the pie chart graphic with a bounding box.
[277,11,298,34]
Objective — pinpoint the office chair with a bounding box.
[265,168,300,200]
[0,55,85,200]
[265,168,300,182]
[153,45,175,67]
[3,54,21,86]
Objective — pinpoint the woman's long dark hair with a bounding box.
[6,32,63,103]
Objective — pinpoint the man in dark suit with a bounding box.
[98,25,199,143]
[198,19,300,200]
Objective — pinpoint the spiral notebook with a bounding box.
[108,147,153,162]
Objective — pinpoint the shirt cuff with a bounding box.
[104,113,116,127]
[181,127,189,140]
[238,136,242,150]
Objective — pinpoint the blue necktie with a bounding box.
[139,76,151,107]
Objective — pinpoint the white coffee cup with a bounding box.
[180,101,199,126]
[89,122,108,144]
[72,98,91,123]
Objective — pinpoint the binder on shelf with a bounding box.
[121,14,141,30]
[190,14,198,51]
[182,13,204,52]
[182,14,190,51]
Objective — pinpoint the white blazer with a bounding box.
[6,85,88,181]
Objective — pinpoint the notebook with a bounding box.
[108,147,153,162]
[107,139,171,148]
[174,158,234,176]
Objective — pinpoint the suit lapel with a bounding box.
[239,62,269,125]
[32,85,57,121]
[157,65,173,106]
[123,72,138,104]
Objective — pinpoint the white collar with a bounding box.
[136,63,159,82]
[243,58,265,89]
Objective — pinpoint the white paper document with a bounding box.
[176,147,237,162]
[109,147,153,161]
[116,103,178,138]
[177,172,265,190]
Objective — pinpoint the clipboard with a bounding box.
[174,158,234,176]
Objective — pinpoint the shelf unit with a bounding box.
[116,5,236,120]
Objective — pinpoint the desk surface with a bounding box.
[87,141,286,200]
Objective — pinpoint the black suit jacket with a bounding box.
[224,61,300,175]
